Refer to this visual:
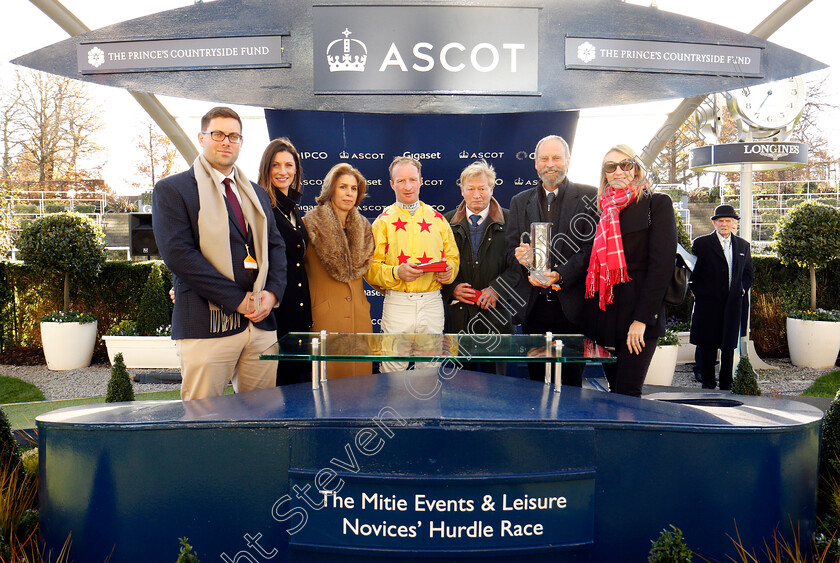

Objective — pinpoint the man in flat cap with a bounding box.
[689,204,753,390]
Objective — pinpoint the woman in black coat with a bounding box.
[583,144,677,397]
[257,138,312,385]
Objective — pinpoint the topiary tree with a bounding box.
[106,353,135,403]
[774,201,840,312]
[136,262,172,336]
[17,212,106,312]
[648,525,692,562]
[731,356,761,396]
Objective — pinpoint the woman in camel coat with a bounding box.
[303,163,374,378]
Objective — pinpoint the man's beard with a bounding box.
[539,167,567,189]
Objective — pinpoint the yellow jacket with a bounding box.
[365,202,460,293]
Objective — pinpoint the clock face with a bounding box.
[733,75,806,130]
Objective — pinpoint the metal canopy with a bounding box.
[14,0,826,114]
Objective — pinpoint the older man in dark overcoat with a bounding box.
[689,204,753,390]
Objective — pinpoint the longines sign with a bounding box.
[565,37,762,77]
[689,142,808,173]
[313,6,539,94]
[76,36,287,74]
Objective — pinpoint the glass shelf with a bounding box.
[267,332,615,364]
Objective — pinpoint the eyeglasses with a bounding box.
[603,159,635,173]
[202,130,243,144]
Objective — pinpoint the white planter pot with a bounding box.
[103,335,180,369]
[676,331,696,365]
[645,345,679,386]
[40,320,98,371]
[786,317,840,369]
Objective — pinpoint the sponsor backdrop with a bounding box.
[265,109,579,330]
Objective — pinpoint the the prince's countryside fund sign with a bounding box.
[77,36,287,74]
[313,6,539,94]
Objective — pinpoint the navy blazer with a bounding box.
[152,166,287,339]
[689,231,753,350]
[504,178,600,325]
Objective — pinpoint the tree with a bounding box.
[0,85,21,182]
[106,353,135,403]
[12,69,102,183]
[16,212,106,312]
[774,201,840,311]
[132,120,180,191]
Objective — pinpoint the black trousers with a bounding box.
[700,348,734,390]
[602,337,658,398]
[522,295,583,387]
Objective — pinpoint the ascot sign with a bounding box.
[313,6,539,94]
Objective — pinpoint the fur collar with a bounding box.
[304,204,374,283]
[450,197,505,226]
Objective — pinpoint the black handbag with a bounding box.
[664,249,691,306]
[648,194,691,306]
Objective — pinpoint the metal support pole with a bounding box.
[553,340,563,393]
[311,338,320,390]
[319,330,328,382]
[544,332,553,384]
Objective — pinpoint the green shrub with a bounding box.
[756,198,777,209]
[136,262,172,336]
[43,203,66,213]
[177,537,200,563]
[0,408,20,470]
[823,390,840,475]
[774,201,840,312]
[657,329,679,347]
[731,355,761,396]
[105,320,138,336]
[16,212,106,312]
[648,525,692,562]
[19,448,38,477]
[105,353,134,403]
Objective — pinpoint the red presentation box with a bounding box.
[416,260,448,273]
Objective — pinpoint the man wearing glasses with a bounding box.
[506,135,599,386]
[153,106,287,400]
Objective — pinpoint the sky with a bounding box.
[2,0,837,195]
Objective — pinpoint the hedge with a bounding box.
[0,256,835,357]
[0,260,172,352]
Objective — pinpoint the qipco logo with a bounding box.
[301,152,329,160]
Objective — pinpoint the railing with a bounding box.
[653,184,692,238]
[720,180,840,243]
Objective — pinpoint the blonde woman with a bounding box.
[584,144,677,397]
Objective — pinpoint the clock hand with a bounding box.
[757,90,773,111]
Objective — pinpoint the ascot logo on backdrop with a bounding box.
[314,6,539,94]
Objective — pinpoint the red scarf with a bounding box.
[585,178,650,310]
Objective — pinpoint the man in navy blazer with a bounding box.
[153,107,286,400]
[505,135,599,386]
[689,204,753,390]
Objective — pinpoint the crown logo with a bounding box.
[327,28,367,72]
[514,178,524,186]
[459,150,469,159]
[339,150,350,159]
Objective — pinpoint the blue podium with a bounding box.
[37,370,821,562]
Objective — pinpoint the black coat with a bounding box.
[270,188,312,336]
[689,231,753,350]
[442,199,518,335]
[584,192,677,347]
[505,178,599,326]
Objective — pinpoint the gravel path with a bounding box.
[1,357,834,401]
[1,364,181,400]
[669,357,836,396]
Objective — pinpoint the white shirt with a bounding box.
[468,204,491,226]
[717,231,733,287]
[209,166,241,203]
